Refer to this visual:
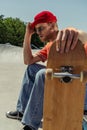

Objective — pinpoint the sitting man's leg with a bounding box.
[83,83,87,122]
[6,63,46,120]
[21,68,46,130]
[82,119,87,130]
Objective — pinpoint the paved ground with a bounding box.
[0,61,26,130]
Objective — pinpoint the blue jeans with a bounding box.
[16,63,46,129]
[84,83,87,110]
[83,120,87,130]
[16,63,87,130]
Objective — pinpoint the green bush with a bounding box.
[0,15,44,47]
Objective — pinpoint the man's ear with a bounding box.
[50,23,55,28]
[48,23,55,30]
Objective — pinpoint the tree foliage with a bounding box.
[0,15,44,47]
[0,18,7,43]
[3,17,26,46]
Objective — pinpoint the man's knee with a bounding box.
[26,64,37,77]
[36,69,46,81]
[27,63,45,74]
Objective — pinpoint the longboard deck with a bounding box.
[43,40,87,130]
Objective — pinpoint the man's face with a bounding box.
[35,23,53,42]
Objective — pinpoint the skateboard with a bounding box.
[43,40,87,130]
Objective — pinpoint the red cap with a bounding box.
[31,11,57,28]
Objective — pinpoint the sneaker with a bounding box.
[22,125,33,130]
[6,111,23,120]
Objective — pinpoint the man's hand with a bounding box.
[23,22,35,45]
[26,22,35,36]
[56,27,78,53]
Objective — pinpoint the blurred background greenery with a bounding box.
[0,15,44,48]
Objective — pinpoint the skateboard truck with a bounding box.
[60,66,73,83]
[46,66,85,83]
[60,66,73,73]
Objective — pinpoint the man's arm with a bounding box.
[23,23,42,65]
[78,30,87,44]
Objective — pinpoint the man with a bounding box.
[6,11,87,130]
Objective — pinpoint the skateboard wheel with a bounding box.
[46,68,53,80]
[80,71,83,82]
[61,76,72,83]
